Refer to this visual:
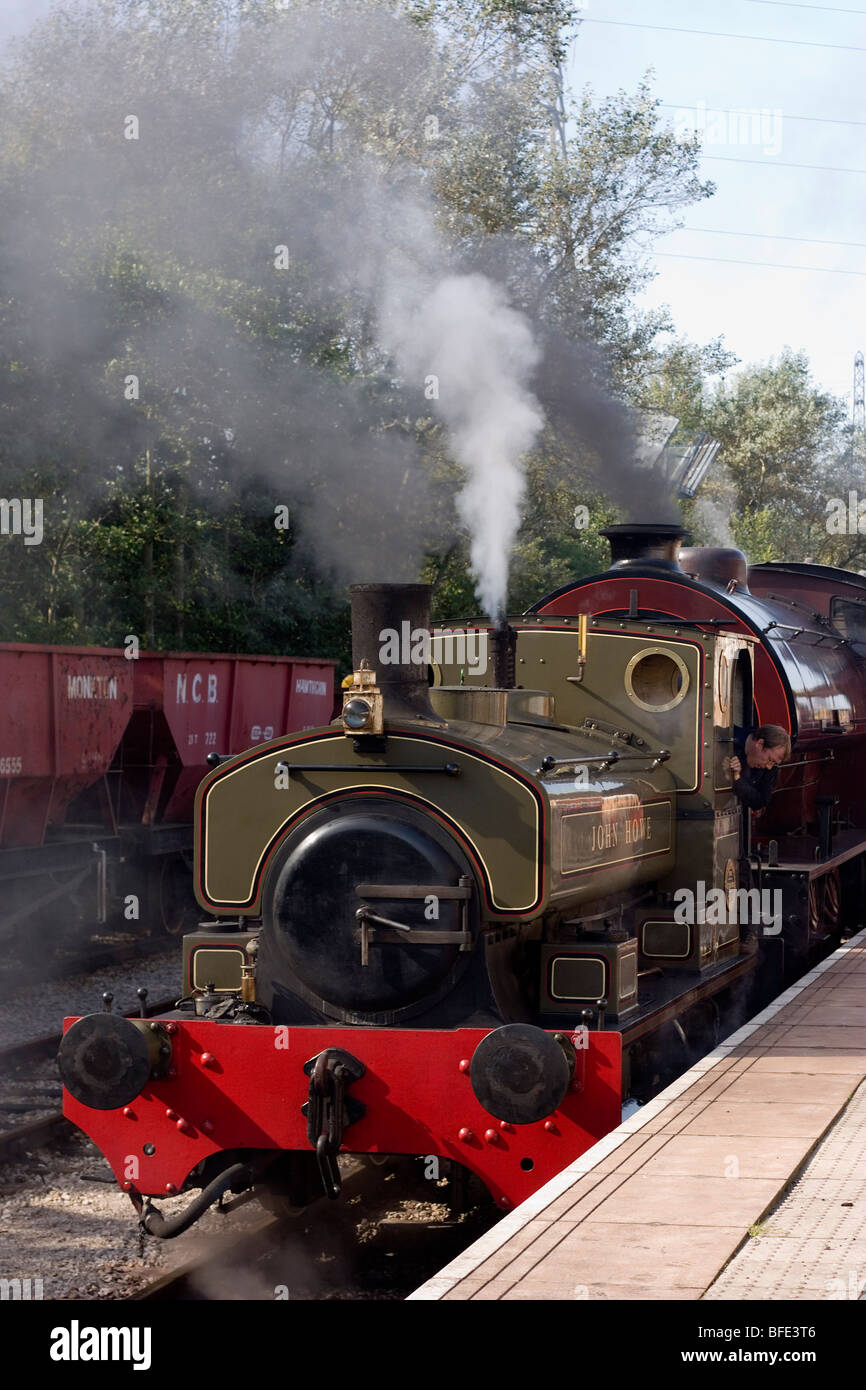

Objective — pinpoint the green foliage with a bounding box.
[0,0,733,658]
[638,336,738,430]
[697,351,856,566]
[530,81,714,364]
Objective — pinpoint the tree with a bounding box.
[681,350,856,567]
[0,0,721,652]
[638,336,738,431]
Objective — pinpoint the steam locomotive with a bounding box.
[59,524,866,1230]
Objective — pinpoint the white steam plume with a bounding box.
[380,270,543,619]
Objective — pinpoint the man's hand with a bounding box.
[728,755,741,780]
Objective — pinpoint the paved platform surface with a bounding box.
[703,1076,866,1300]
[409,931,866,1301]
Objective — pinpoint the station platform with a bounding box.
[409,930,866,1301]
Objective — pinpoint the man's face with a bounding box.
[745,736,786,770]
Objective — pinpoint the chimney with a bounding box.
[489,617,517,690]
[349,583,442,723]
[600,522,688,572]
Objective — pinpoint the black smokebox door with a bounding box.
[262,798,473,1015]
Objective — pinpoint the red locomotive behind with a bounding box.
[532,533,866,964]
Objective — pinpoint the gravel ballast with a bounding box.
[0,1129,270,1300]
[0,1132,491,1300]
[0,948,180,1052]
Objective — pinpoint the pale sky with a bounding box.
[567,0,866,411]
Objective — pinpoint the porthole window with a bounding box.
[624,647,690,713]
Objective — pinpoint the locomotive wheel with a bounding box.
[808,878,820,936]
[257,1152,325,1219]
[809,869,841,944]
[840,857,866,935]
[825,868,841,934]
[154,854,199,937]
[256,1153,381,1217]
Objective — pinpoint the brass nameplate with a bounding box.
[561,799,673,874]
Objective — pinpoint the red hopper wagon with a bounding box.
[0,643,335,947]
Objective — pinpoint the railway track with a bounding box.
[133,1214,300,1302]
[0,935,177,1002]
[130,1158,497,1301]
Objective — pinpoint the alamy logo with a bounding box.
[0,1276,43,1299]
[49,1321,151,1371]
[378,624,488,676]
[0,498,43,546]
[672,100,783,156]
[825,492,866,534]
[825,1268,866,1300]
[674,883,782,935]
